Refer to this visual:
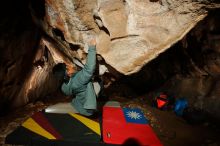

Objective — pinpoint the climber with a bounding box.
[48,37,100,116]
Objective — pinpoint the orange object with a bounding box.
[157,99,167,109]
[156,93,168,109]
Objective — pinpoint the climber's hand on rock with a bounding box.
[84,37,96,53]
[89,38,96,46]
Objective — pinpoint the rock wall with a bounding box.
[42,0,220,75]
[0,0,38,113]
[0,0,61,113]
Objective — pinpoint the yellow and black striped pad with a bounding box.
[5,111,114,146]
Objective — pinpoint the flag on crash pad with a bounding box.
[102,106,163,146]
[5,111,105,146]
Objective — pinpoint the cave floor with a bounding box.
[0,93,219,146]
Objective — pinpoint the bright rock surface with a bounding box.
[44,0,219,75]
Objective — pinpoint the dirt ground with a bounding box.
[0,90,219,146]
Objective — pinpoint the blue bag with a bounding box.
[174,98,188,116]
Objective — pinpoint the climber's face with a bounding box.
[66,64,76,77]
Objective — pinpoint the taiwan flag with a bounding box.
[102,107,162,146]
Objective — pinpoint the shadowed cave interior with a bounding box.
[0,0,220,146]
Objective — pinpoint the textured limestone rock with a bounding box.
[11,40,61,108]
[45,0,99,44]
[44,0,220,75]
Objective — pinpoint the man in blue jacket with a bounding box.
[50,38,98,116]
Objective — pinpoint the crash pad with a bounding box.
[5,111,115,146]
[6,101,163,146]
[102,105,163,146]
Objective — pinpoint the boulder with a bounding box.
[44,0,220,75]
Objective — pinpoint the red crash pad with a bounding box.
[102,106,163,146]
